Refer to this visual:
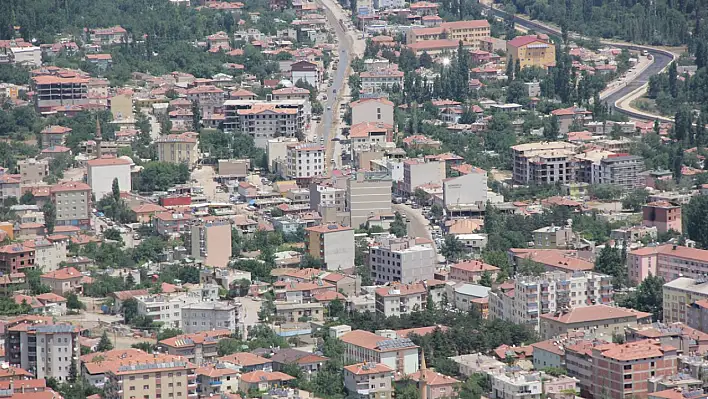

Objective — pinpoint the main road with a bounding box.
[486,6,675,122]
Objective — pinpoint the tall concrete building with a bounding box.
[181,302,241,335]
[597,154,644,190]
[18,158,49,184]
[346,171,392,228]
[402,159,444,196]
[511,142,577,185]
[369,236,436,284]
[305,224,355,271]
[156,132,199,168]
[50,181,91,229]
[189,219,232,268]
[102,353,197,399]
[443,167,487,211]
[223,99,308,148]
[87,157,132,201]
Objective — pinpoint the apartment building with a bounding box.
[88,26,128,45]
[40,126,72,149]
[0,244,35,274]
[285,143,325,180]
[223,99,308,148]
[305,224,355,271]
[340,329,419,375]
[274,301,325,323]
[643,201,682,234]
[272,86,310,101]
[539,305,652,340]
[346,171,392,228]
[443,167,488,211]
[18,158,49,184]
[31,73,89,113]
[663,277,708,324]
[628,245,708,285]
[135,293,201,330]
[508,248,594,274]
[597,155,644,190]
[350,98,394,126]
[218,352,272,372]
[402,158,445,196]
[511,142,577,185]
[5,320,79,382]
[188,219,232,268]
[158,330,231,366]
[154,212,193,236]
[181,302,240,335]
[238,371,295,392]
[25,238,66,273]
[40,267,83,295]
[359,69,404,93]
[407,20,490,49]
[87,157,132,201]
[592,340,678,399]
[507,34,556,70]
[102,353,197,399]
[688,300,708,333]
[533,226,574,249]
[50,181,91,228]
[369,236,436,284]
[186,85,225,117]
[195,365,239,397]
[449,260,500,283]
[490,371,543,399]
[343,362,394,399]
[275,280,336,303]
[374,283,429,317]
[489,271,614,331]
[156,132,199,168]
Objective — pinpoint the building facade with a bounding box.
[86,157,132,201]
[511,142,577,185]
[346,171,392,228]
[369,236,436,284]
[305,224,355,271]
[156,132,199,168]
[50,181,91,228]
[188,219,232,268]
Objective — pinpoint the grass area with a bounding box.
[630,96,668,116]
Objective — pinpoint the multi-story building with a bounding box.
[40,267,83,295]
[188,218,232,268]
[663,277,708,324]
[285,143,325,180]
[25,237,66,272]
[238,371,295,392]
[596,155,644,190]
[533,226,574,249]
[340,329,419,375]
[5,319,79,382]
[508,248,594,274]
[360,69,404,93]
[449,260,500,283]
[592,340,678,399]
[181,302,241,335]
[102,353,197,399]
[272,87,310,101]
[153,211,193,236]
[402,158,445,196]
[88,26,128,45]
[350,98,395,126]
[87,157,132,201]
[628,245,708,285]
[489,271,614,331]
[156,132,199,168]
[0,244,35,274]
[506,34,556,70]
[445,281,491,314]
[305,224,355,271]
[407,20,491,49]
[375,283,428,317]
[195,364,240,397]
[217,352,272,372]
[82,348,147,387]
[369,236,436,284]
[31,73,89,113]
[443,167,488,211]
[688,299,708,333]
[135,293,201,330]
[223,99,308,148]
[159,330,231,366]
[18,158,49,184]
[50,181,91,228]
[39,126,72,149]
[0,172,21,202]
[490,371,543,399]
[343,362,394,399]
[310,183,346,213]
[186,85,225,117]
[511,142,577,185]
[291,60,320,88]
[274,301,325,322]
[275,280,336,303]
[346,171,392,228]
[539,304,652,340]
[643,201,681,234]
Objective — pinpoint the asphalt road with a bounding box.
[486,7,674,121]
[393,204,434,245]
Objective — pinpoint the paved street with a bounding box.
[393,204,433,246]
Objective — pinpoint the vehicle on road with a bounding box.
[333,88,337,94]
[326,106,331,110]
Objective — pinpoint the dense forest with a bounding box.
[508,0,700,45]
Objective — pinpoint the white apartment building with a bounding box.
[443,168,488,210]
[402,159,445,196]
[511,142,577,185]
[340,329,419,375]
[86,157,132,201]
[350,98,395,126]
[306,224,356,271]
[343,362,394,399]
[369,236,436,284]
[266,137,299,173]
[370,158,404,182]
[285,143,325,180]
[310,183,346,213]
[26,237,66,272]
[360,69,404,92]
[223,99,308,148]
[50,181,92,228]
[347,171,392,228]
[488,271,614,331]
[135,293,201,330]
[6,323,80,382]
[375,283,428,317]
[490,371,543,399]
[181,302,242,335]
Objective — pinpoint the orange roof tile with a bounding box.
[41,267,82,280]
[343,362,394,375]
[540,305,652,324]
[239,370,294,383]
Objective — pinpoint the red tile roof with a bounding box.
[41,267,82,280]
[343,362,394,375]
[540,305,652,324]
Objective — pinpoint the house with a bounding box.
[550,107,593,135]
[340,329,419,375]
[238,371,295,392]
[196,365,239,397]
[360,69,404,92]
[343,362,394,399]
[86,157,132,201]
[449,260,499,283]
[39,267,83,295]
[406,368,461,399]
[291,60,320,88]
[218,352,273,372]
[131,203,167,223]
[643,201,681,234]
[350,97,394,126]
[270,348,328,378]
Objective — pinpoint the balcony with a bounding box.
[209,380,223,386]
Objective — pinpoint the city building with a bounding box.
[489,271,614,331]
[154,211,193,236]
[449,260,499,283]
[444,282,491,314]
[223,99,308,148]
[402,158,445,196]
[18,158,49,184]
[102,353,197,399]
[533,226,574,249]
[443,167,488,211]
[186,85,225,117]
[181,302,241,335]
[272,87,310,101]
[39,125,71,148]
[407,20,491,49]
[340,329,419,375]
[31,74,89,113]
[592,340,678,399]
[346,171,392,228]
[218,352,272,372]
[195,364,239,397]
[643,201,682,234]
[539,305,652,339]
[587,154,644,190]
[350,98,395,126]
[156,132,199,168]
[135,293,201,330]
[238,370,295,392]
[369,236,436,284]
[628,245,708,285]
[158,330,232,366]
[270,348,328,378]
[343,362,394,399]
[40,267,83,295]
[360,69,404,92]
[274,301,324,322]
[25,237,66,272]
[506,34,556,70]
[86,157,132,201]
[188,219,232,268]
[374,283,429,317]
[663,277,708,324]
[305,224,355,271]
[0,173,21,202]
[285,143,325,180]
[511,142,577,185]
[489,370,543,399]
[0,244,35,274]
[310,183,346,214]
[50,181,91,228]
[507,249,594,274]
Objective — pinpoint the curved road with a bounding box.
[487,7,675,122]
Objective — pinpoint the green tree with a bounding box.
[685,195,708,248]
[430,203,444,221]
[595,244,627,287]
[479,271,494,287]
[96,331,114,352]
[389,212,407,238]
[19,191,35,205]
[42,202,56,234]
[517,258,546,276]
[112,178,120,202]
[65,292,85,310]
[157,328,183,341]
[441,235,465,262]
[543,115,560,140]
[617,274,665,321]
[122,298,139,323]
[621,188,648,211]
